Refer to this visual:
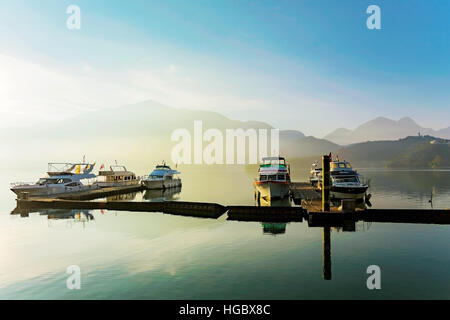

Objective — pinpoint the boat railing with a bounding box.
[10,181,35,187]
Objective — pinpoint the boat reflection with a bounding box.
[107,192,138,201]
[11,207,94,225]
[258,192,291,235]
[262,222,286,235]
[143,186,181,202]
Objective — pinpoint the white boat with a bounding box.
[97,164,140,188]
[318,160,368,200]
[309,161,322,186]
[254,157,291,200]
[141,162,181,190]
[10,162,99,197]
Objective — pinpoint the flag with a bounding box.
[100,164,105,170]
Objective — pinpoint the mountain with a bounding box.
[333,135,450,168]
[387,142,450,168]
[281,136,340,158]
[437,126,450,138]
[1,100,338,168]
[324,116,448,145]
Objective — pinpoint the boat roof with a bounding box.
[150,169,180,176]
[150,162,180,175]
[47,162,95,177]
[98,164,135,176]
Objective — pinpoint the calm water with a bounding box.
[0,167,449,299]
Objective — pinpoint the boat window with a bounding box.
[277,175,285,181]
[56,178,71,184]
[335,177,358,183]
[262,158,286,166]
[346,163,352,168]
[38,178,58,185]
[260,175,267,181]
[268,175,277,181]
[66,182,80,187]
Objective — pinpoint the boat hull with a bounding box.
[254,181,290,200]
[142,178,182,190]
[11,184,99,197]
[330,186,368,200]
[97,181,140,188]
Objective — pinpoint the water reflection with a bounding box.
[258,193,291,236]
[11,207,95,228]
[143,186,181,202]
[322,227,331,280]
[262,222,287,235]
[107,192,138,201]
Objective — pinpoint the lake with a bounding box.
[0,167,449,299]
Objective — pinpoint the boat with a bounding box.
[97,163,139,188]
[254,156,291,200]
[319,160,368,200]
[309,161,322,186]
[10,162,99,197]
[141,162,181,190]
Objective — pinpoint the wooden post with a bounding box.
[322,155,330,212]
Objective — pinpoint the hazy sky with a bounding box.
[0,0,449,137]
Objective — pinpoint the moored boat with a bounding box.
[97,163,139,188]
[10,162,99,197]
[254,156,291,200]
[141,162,181,190]
[309,161,322,186]
[318,160,368,200]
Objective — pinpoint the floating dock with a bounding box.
[15,198,227,219]
[227,205,305,222]
[11,182,450,225]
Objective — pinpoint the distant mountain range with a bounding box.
[324,116,450,145]
[2,100,448,169]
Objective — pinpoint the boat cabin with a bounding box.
[98,165,137,185]
[258,157,290,182]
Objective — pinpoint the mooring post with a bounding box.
[322,155,330,212]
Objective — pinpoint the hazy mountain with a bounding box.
[2,100,337,168]
[281,136,340,158]
[324,116,448,145]
[436,126,450,138]
[333,135,450,168]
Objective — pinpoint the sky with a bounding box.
[0,0,449,137]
